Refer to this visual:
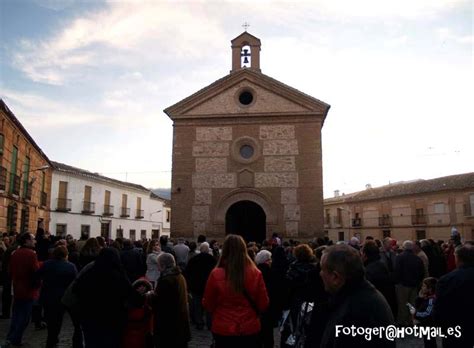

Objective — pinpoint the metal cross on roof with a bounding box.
[242,22,250,31]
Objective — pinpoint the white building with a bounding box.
[50,161,169,240]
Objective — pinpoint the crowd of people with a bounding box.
[0,229,473,348]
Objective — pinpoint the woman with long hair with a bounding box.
[203,234,269,348]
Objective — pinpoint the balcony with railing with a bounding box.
[135,209,144,219]
[40,191,47,207]
[120,207,130,217]
[103,204,114,216]
[351,218,362,227]
[378,215,392,227]
[56,198,72,212]
[0,167,7,191]
[82,201,95,214]
[412,215,427,225]
[10,174,20,196]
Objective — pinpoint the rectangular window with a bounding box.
[338,231,344,241]
[470,194,474,215]
[9,145,18,193]
[152,229,160,239]
[56,224,67,237]
[383,230,391,238]
[41,171,46,192]
[129,229,136,241]
[137,197,142,210]
[416,230,426,240]
[122,194,128,208]
[141,229,146,240]
[79,225,90,239]
[116,228,124,239]
[100,222,110,239]
[105,190,111,205]
[22,156,30,198]
[416,208,424,216]
[0,133,4,155]
[434,203,444,214]
[84,185,92,201]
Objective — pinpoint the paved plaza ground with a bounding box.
[0,313,437,348]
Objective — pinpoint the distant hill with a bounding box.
[151,188,171,200]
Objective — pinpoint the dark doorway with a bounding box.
[225,200,266,243]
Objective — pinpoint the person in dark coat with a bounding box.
[149,253,190,348]
[1,241,18,319]
[319,244,395,348]
[36,246,77,348]
[270,246,290,326]
[35,225,52,262]
[78,238,100,271]
[159,235,176,258]
[184,242,216,330]
[362,240,397,316]
[120,239,146,283]
[394,240,425,326]
[74,247,133,348]
[281,244,319,348]
[255,250,277,348]
[434,243,474,348]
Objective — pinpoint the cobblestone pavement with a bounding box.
[0,313,438,348]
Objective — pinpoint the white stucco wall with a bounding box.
[50,170,168,239]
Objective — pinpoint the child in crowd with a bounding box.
[122,278,154,348]
[414,277,438,348]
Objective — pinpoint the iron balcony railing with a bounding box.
[378,216,392,226]
[136,209,144,219]
[120,207,130,217]
[56,198,72,212]
[412,215,427,225]
[351,218,362,227]
[103,204,114,216]
[82,201,95,214]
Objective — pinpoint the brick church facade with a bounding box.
[165,32,330,242]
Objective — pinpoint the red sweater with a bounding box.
[8,247,40,300]
[203,265,269,336]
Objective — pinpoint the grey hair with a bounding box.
[420,239,430,248]
[158,253,176,270]
[402,240,414,250]
[199,242,210,253]
[255,250,272,265]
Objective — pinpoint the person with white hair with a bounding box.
[149,253,190,347]
[254,249,275,348]
[394,240,425,326]
[184,241,216,330]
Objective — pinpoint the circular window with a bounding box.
[239,145,254,159]
[231,136,261,164]
[239,91,253,105]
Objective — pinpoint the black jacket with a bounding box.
[120,246,145,283]
[434,265,474,348]
[319,279,395,348]
[394,250,425,287]
[184,252,216,296]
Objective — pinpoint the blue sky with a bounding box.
[1,0,472,196]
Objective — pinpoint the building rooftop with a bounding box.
[52,161,167,198]
[0,99,52,166]
[325,172,474,204]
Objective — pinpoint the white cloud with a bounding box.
[437,28,473,44]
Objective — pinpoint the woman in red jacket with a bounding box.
[203,234,269,348]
